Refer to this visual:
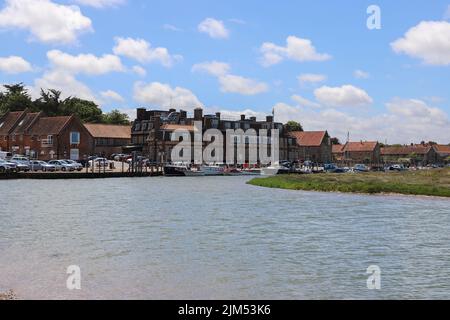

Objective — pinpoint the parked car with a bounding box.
[9,156,30,172]
[0,159,18,173]
[48,160,76,172]
[353,164,369,173]
[386,164,406,172]
[29,160,57,172]
[0,151,13,160]
[61,160,84,171]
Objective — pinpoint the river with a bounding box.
[1,176,449,299]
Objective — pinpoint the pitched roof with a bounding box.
[433,145,450,155]
[28,116,73,135]
[160,124,198,132]
[344,141,379,152]
[84,123,131,139]
[0,110,26,135]
[332,144,344,154]
[10,112,42,135]
[381,145,432,156]
[289,131,328,147]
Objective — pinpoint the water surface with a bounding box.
[1,177,449,299]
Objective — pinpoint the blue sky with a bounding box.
[0,0,449,143]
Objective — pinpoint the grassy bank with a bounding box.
[248,168,450,198]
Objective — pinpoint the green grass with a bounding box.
[248,168,450,198]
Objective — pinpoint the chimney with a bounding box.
[215,112,221,119]
[250,116,256,122]
[169,108,176,113]
[153,116,161,131]
[240,114,246,121]
[136,108,146,121]
[266,115,274,123]
[194,108,203,121]
[180,110,187,119]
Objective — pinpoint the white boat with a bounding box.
[201,164,225,176]
[240,168,262,176]
[184,168,205,176]
[261,165,290,176]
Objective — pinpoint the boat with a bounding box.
[201,164,225,176]
[223,168,242,176]
[261,165,291,176]
[163,163,189,176]
[240,168,262,176]
[184,167,205,176]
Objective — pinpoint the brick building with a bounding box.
[0,110,93,160]
[433,145,450,163]
[131,107,297,164]
[381,145,437,166]
[341,141,381,165]
[288,131,332,164]
[84,123,131,158]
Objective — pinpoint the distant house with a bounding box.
[84,123,131,158]
[288,131,332,164]
[380,145,436,165]
[0,110,93,160]
[342,141,381,165]
[433,145,450,163]
[332,144,344,162]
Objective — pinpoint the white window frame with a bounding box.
[70,132,80,145]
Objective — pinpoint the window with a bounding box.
[0,122,4,128]
[47,135,53,145]
[70,149,79,160]
[70,132,80,145]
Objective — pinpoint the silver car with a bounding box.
[61,160,84,171]
[48,160,76,172]
[30,160,57,172]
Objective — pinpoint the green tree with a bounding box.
[102,109,130,125]
[330,137,341,145]
[0,83,33,114]
[62,97,103,123]
[285,121,303,132]
[33,89,64,116]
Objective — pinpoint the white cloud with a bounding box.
[72,0,126,8]
[132,65,147,77]
[391,21,450,66]
[163,24,183,32]
[47,50,125,75]
[218,74,268,95]
[291,94,321,108]
[444,5,450,20]
[229,18,246,25]
[273,98,450,144]
[260,36,331,67]
[198,18,229,39]
[0,0,92,44]
[34,70,97,102]
[133,82,202,110]
[100,90,124,103]
[314,85,373,107]
[192,61,231,77]
[0,56,32,74]
[113,37,182,67]
[298,73,327,85]
[353,69,370,79]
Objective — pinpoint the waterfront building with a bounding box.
[340,141,381,166]
[0,109,93,160]
[381,144,437,166]
[84,123,132,158]
[288,131,332,164]
[131,107,298,164]
[432,145,450,163]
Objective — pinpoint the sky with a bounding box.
[0,0,449,144]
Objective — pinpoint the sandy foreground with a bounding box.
[0,290,17,300]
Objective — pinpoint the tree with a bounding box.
[62,97,103,123]
[285,121,303,132]
[0,83,33,114]
[102,109,130,125]
[33,89,64,116]
[330,137,341,145]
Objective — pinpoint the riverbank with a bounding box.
[248,168,450,198]
[0,171,162,180]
